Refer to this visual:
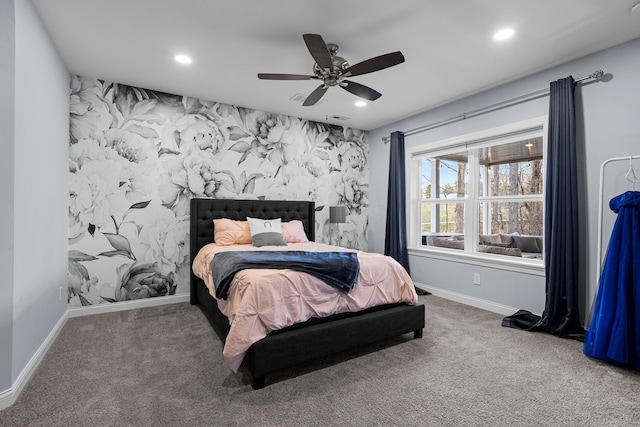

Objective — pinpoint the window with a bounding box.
[408,117,546,262]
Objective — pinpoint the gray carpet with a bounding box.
[1,295,638,426]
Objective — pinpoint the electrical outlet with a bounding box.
[59,286,63,301]
[473,273,481,285]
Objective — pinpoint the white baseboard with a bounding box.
[414,282,526,317]
[0,310,68,411]
[68,294,190,318]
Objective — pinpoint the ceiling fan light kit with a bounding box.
[257,33,404,106]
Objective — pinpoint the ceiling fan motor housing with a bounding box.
[313,49,349,86]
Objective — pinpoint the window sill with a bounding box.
[408,246,545,276]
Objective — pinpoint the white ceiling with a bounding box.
[32,0,640,131]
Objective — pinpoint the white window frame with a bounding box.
[406,117,547,275]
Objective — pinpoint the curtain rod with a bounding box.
[382,70,605,143]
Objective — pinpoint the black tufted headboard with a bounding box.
[189,198,316,303]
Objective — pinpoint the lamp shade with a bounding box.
[329,206,346,224]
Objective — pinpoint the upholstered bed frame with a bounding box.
[189,198,425,389]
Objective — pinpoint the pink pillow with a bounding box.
[213,219,252,245]
[281,220,309,243]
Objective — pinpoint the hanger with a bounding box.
[625,156,639,187]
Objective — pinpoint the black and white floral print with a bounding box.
[68,76,368,306]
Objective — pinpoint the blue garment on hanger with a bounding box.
[584,191,640,370]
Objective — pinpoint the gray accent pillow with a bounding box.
[511,235,541,253]
[247,217,286,247]
[499,232,519,246]
[479,234,501,244]
[431,238,464,250]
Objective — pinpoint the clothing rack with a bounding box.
[596,155,640,281]
[382,70,605,143]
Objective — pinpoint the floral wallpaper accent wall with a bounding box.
[68,76,369,307]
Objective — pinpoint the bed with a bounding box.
[190,198,425,389]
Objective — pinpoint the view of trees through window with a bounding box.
[420,137,544,241]
[420,159,467,234]
[483,160,543,236]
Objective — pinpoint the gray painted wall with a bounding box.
[368,37,640,323]
[11,0,69,382]
[0,0,16,393]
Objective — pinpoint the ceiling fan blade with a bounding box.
[341,80,382,101]
[303,33,333,70]
[303,84,328,106]
[342,51,405,77]
[257,73,315,80]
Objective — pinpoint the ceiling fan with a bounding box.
[257,33,405,106]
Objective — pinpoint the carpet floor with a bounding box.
[1,295,638,426]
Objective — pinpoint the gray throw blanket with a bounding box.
[210,251,360,300]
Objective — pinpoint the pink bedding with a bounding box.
[192,242,418,372]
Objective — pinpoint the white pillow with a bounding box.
[246,217,286,247]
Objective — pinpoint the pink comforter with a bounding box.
[192,242,418,372]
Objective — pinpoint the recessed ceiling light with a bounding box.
[493,28,515,41]
[354,100,367,107]
[174,54,192,64]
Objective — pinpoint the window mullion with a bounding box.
[482,166,489,235]
[432,159,439,233]
[466,149,478,252]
